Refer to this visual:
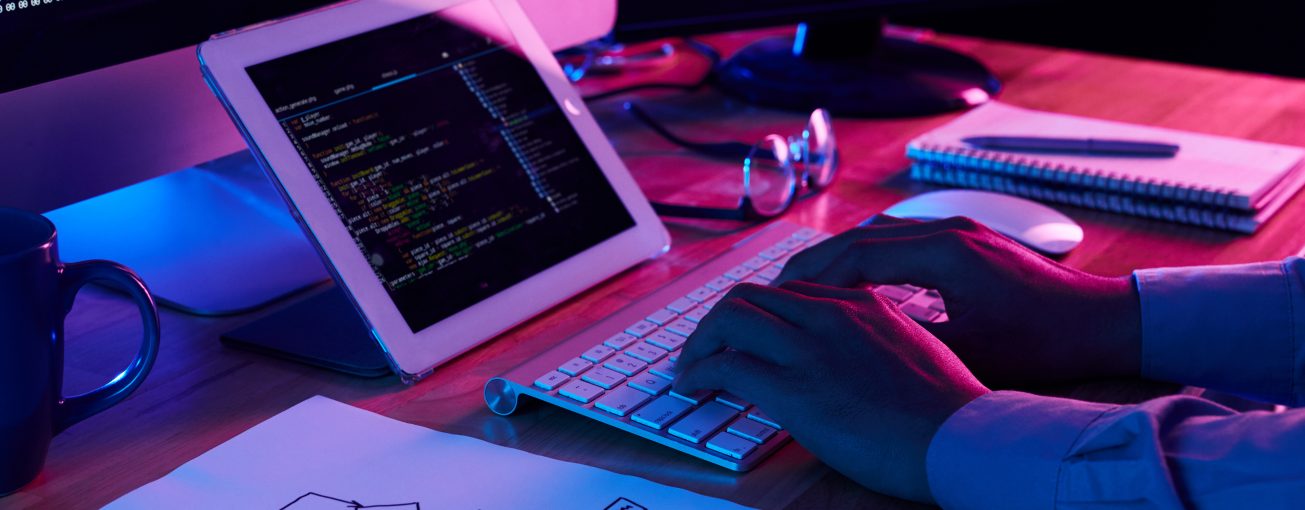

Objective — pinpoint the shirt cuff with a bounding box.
[1134,261,1296,403]
[927,391,1114,510]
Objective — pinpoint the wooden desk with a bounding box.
[11,29,1305,509]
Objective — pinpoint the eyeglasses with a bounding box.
[625,102,838,220]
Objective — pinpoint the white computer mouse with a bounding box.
[879,190,1084,255]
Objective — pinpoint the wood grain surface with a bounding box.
[8,28,1305,509]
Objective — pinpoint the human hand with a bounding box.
[673,281,988,504]
[774,215,1142,386]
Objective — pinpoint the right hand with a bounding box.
[773,215,1142,386]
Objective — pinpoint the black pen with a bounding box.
[963,136,1180,157]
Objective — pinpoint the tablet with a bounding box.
[199,0,669,382]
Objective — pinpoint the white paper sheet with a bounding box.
[106,396,753,510]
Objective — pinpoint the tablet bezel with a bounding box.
[199,0,669,381]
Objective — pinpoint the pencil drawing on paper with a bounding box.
[280,492,421,510]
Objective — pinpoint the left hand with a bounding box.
[672,281,989,504]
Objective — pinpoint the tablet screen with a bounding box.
[246,5,635,333]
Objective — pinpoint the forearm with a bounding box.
[928,391,1305,510]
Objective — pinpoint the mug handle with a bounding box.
[52,260,161,434]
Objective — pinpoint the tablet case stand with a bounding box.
[221,285,392,378]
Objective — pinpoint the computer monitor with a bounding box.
[0,0,615,314]
[612,0,1019,117]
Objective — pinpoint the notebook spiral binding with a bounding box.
[907,143,1246,210]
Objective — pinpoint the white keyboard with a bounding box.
[484,221,946,471]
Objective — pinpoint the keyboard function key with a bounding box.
[626,342,668,363]
[747,409,783,430]
[758,245,788,260]
[558,380,604,403]
[629,373,672,395]
[604,354,647,376]
[534,371,570,391]
[723,265,753,281]
[706,430,758,459]
[668,402,738,444]
[686,286,715,303]
[581,344,616,363]
[665,319,698,337]
[741,256,770,271]
[791,227,819,240]
[727,416,777,444]
[603,333,639,350]
[666,297,697,314]
[581,366,627,389]
[646,331,687,351]
[594,385,653,417]
[624,320,658,338]
[705,276,736,292]
[558,357,593,376]
[631,395,694,430]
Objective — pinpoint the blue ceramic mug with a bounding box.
[0,208,161,495]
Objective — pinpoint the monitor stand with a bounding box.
[46,150,331,316]
[715,19,1002,117]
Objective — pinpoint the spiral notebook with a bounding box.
[906,102,1305,232]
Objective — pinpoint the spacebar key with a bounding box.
[667,402,737,444]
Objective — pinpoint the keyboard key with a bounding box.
[558,357,593,376]
[632,395,694,430]
[927,298,946,313]
[724,265,752,281]
[668,402,738,444]
[727,416,777,444]
[624,320,658,338]
[534,371,570,391]
[645,308,678,326]
[715,392,750,411]
[683,307,710,324]
[581,344,616,363]
[777,237,805,251]
[707,430,758,459]
[670,388,714,405]
[603,333,639,350]
[627,342,668,363]
[758,245,788,260]
[742,275,771,286]
[705,276,735,292]
[604,354,647,376]
[811,232,834,243]
[629,373,672,395]
[646,331,686,351]
[773,254,793,268]
[665,319,697,337]
[648,358,678,379]
[875,285,917,303]
[742,256,770,270]
[559,380,604,403]
[686,286,715,303]
[747,409,782,430]
[582,366,627,389]
[595,385,653,417]
[935,312,949,322]
[666,297,697,314]
[702,296,723,310]
[758,265,783,280]
[792,227,819,240]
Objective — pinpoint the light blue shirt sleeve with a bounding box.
[925,257,1305,509]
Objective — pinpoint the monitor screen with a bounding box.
[246,9,636,332]
[0,0,338,93]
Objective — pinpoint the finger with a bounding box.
[810,232,964,289]
[675,296,803,373]
[773,218,969,287]
[673,350,784,403]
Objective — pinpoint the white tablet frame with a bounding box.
[199,0,669,382]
